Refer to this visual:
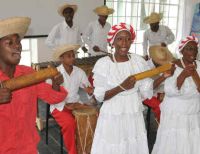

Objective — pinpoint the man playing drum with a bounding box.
[49,44,94,154]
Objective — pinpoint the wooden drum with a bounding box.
[73,108,98,154]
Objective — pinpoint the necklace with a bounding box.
[112,53,133,82]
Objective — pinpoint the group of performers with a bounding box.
[0,2,200,154]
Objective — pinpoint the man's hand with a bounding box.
[161,42,167,47]
[93,46,100,52]
[83,84,94,96]
[0,88,11,104]
[52,72,64,91]
[82,46,88,53]
[143,55,149,61]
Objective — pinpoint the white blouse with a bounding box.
[92,53,153,114]
[161,61,200,114]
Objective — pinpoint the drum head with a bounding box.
[73,108,97,116]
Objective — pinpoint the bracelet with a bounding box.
[119,84,126,91]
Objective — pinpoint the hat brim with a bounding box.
[53,44,80,60]
[149,45,174,65]
[0,17,31,39]
[58,4,77,17]
[94,8,114,16]
[143,13,163,24]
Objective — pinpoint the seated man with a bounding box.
[49,44,94,154]
[143,12,175,60]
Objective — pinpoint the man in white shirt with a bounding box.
[143,12,175,60]
[49,44,93,154]
[45,3,85,50]
[82,5,114,56]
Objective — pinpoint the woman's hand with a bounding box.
[177,64,196,90]
[181,64,196,79]
[162,64,176,78]
[52,72,64,91]
[0,88,12,104]
[120,76,136,90]
[104,76,136,101]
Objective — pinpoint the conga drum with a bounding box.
[73,108,98,154]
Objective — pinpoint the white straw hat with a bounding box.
[94,5,114,16]
[0,17,31,39]
[143,12,163,24]
[53,44,80,60]
[57,3,77,17]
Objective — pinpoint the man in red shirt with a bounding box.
[0,17,67,154]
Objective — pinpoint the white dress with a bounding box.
[91,54,153,154]
[152,62,200,154]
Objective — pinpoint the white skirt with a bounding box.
[152,111,200,154]
[91,111,149,154]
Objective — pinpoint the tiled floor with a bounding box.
[37,90,158,154]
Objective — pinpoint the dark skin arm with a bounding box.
[0,70,64,104]
[177,64,196,90]
[104,76,136,101]
[197,86,200,93]
[153,64,176,89]
[153,75,166,89]
[51,72,64,91]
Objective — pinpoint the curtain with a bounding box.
[176,0,200,57]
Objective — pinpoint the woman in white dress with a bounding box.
[152,35,200,154]
[91,23,153,154]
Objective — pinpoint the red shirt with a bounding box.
[0,65,67,154]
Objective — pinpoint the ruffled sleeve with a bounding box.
[164,67,182,96]
[92,57,110,102]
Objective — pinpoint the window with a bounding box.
[20,39,31,66]
[106,0,180,55]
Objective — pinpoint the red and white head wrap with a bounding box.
[178,35,199,52]
[107,23,136,45]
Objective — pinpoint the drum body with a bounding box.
[73,108,98,154]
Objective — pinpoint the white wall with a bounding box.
[37,38,53,62]
[12,0,105,63]
[0,0,104,36]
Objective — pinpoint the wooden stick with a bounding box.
[1,67,59,91]
[132,63,172,81]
